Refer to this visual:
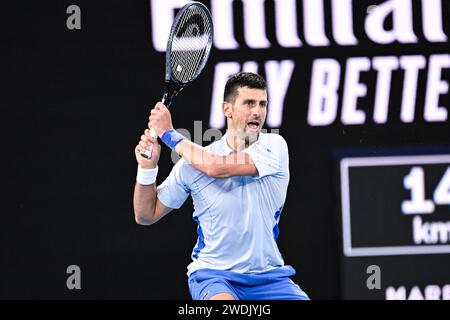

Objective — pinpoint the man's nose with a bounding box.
[251,105,263,117]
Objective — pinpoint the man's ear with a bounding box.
[222,101,232,119]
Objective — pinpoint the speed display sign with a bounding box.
[339,154,450,299]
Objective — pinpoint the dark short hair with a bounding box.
[223,72,267,103]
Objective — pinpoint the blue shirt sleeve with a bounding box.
[243,134,289,179]
[157,159,190,209]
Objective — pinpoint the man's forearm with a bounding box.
[174,139,219,175]
[133,183,157,225]
[174,139,257,178]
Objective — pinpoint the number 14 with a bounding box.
[402,166,450,215]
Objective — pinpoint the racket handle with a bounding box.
[140,127,158,159]
[161,91,172,107]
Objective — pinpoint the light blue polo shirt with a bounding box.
[157,132,290,276]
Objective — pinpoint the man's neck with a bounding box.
[226,129,259,152]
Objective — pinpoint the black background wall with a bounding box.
[1,0,449,299]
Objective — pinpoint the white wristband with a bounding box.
[136,166,158,185]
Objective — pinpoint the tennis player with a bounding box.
[133,72,309,300]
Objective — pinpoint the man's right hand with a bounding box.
[135,129,161,169]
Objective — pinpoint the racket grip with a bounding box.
[140,127,158,159]
[161,92,171,107]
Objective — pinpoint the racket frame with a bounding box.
[162,1,213,107]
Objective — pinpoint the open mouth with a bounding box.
[247,120,260,130]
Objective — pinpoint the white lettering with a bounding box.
[242,61,258,74]
[211,0,239,50]
[399,55,426,123]
[443,285,450,300]
[303,0,330,46]
[433,167,450,206]
[274,0,302,47]
[413,216,450,244]
[424,54,450,122]
[365,0,418,44]
[307,59,340,126]
[421,0,448,42]
[386,286,406,300]
[265,60,295,127]
[331,0,358,45]
[402,167,435,215]
[242,0,270,49]
[387,285,450,300]
[150,0,189,52]
[151,0,447,51]
[408,286,425,300]
[373,56,399,123]
[341,57,370,125]
[425,285,442,300]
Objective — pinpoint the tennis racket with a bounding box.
[141,1,214,159]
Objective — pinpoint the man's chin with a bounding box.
[232,129,259,146]
[236,128,259,137]
[243,129,260,145]
[246,129,260,137]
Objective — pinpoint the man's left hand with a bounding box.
[148,102,174,138]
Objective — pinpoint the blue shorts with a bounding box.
[188,265,310,300]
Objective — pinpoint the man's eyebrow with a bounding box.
[243,99,267,104]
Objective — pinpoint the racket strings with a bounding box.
[170,5,212,84]
[172,8,208,81]
[185,8,211,81]
[182,8,209,79]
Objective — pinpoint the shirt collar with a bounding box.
[221,131,262,155]
[221,131,235,155]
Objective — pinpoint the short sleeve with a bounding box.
[243,134,289,179]
[157,159,190,209]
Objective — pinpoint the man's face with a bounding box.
[224,86,268,138]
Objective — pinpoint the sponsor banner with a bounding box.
[150,0,449,128]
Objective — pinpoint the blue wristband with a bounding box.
[161,129,186,150]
